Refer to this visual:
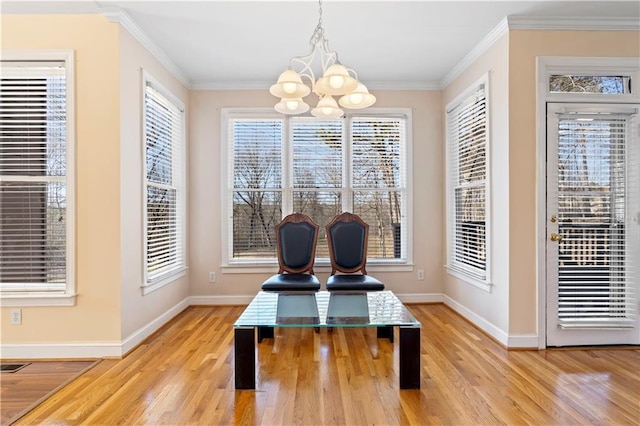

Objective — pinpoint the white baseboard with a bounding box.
[443,294,510,346]
[121,297,191,356]
[396,293,443,304]
[507,333,540,349]
[1,297,191,359]
[443,295,539,348]
[189,295,254,305]
[2,293,538,358]
[0,342,121,360]
[190,293,442,306]
[0,342,122,359]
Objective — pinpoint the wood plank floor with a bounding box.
[13,304,640,425]
[0,361,96,425]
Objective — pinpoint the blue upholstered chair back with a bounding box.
[279,221,316,270]
[325,212,369,275]
[328,222,366,269]
[275,213,319,274]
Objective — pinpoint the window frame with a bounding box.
[0,50,76,307]
[445,74,492,291]
[543,57,639,103]
[220,107,413,273]
[141,71,187,295]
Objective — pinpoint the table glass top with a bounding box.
[234,290,420,328]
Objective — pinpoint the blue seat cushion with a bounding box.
[261,273,321,291]
[326,274,385,291]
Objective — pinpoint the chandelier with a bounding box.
[269,0,376,118]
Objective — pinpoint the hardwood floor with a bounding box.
[0,361,96,425]
[14,304,640,425]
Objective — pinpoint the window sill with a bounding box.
[222,260,414,274]
[143,266,187,295]
[445,266,492,292]
[0,292,77,307]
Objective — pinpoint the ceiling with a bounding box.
[3,1,639,89]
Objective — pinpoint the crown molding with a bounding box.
[440,15,638,90]
[101,8,191,88]
[190,80,273,91]
[507,16,640,31]
[440,17,509,89]
[190,79,441,91]
[367,81,442,91]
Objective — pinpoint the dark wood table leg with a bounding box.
[377,325,394,342]
[399,326,420,389]
[234,327,255,390]
[257,326,274,343]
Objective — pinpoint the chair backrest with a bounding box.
[325,212,369,275]
[276,212,319,274]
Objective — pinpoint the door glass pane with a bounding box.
[556,116,635,327]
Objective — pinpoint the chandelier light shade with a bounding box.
[269,69,311,99]
[315,64,358,96]
[270,0,375,116]
[275,97,310,115]
[338,82,376,109]
[311,95,344,118]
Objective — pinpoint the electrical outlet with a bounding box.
[208,272,216,283]
[10,308,22,325]
[417,269,424,281]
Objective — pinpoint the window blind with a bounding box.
[144,81,185,283]
[226,112,410,263]
[0,61,68,292]
[352,117,406,259]
[291,118,343,257]
[230,119,283,259]
[556,115,637,328]
[447,83,488,279]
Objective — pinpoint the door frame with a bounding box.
[535,56,640,349]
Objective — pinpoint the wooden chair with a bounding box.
[260,212,321,291]
[325,212,385,291]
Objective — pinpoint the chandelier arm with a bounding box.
[319,38,337,76]
[271,0,375,114]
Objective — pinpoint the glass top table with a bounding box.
[234,290,421,390]
[235,290,420,328]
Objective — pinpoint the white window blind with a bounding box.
[226,111,410,264]
[143,77,185,286]
[352,117,406,259]
[291,117,343,258]
[556,114,638,328]
[230,119,283,259]
[0,60,70,293]
[447,81,488,281]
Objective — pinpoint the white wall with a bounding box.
[0,14,193,358]
[507,29,640,335]
[441,28,640,347]
[0,15,123,349]
[442,33,511,342]
[119,27,191,341]
[188,90,444,301]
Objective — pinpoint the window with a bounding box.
[143,73,185,293]
[224,109,410,266]
[446,77,490,287]
[549,75,631,94]
[0,51,75,306]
